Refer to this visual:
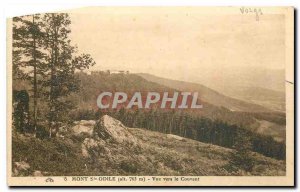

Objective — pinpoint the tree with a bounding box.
[229,130,255,172]
[42,13,95,137]
[12,14,45,137]
[13,90,30,133]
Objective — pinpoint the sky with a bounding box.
[68,7,286,79]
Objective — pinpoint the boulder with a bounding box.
[79,120,96,126]
[71,124,93,136]
[80,115,138,159]
[94,115,137,144]
[167,134,184,141]
[13,161,30,176]
[71,120,96,136]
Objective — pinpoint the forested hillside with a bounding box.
[67,72,286,160]
[73,72,284,126]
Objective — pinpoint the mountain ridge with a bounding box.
[137,73,272,113]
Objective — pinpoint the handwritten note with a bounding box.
[240,7,263,21]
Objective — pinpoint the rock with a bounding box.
[94,115,137,144]
[82,138,99,158]
[13,161,30,176]
[71,120,96,136]
[167,134,184,141]
[33,170,43,176]
[81,138,109,158]
[80,115,138,159]
[42,171,50,176]
[14,161,30,171]
[71,124,93,136]
[79,120,96,126]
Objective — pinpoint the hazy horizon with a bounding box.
[69,7,286,75]
[68,7,286,92]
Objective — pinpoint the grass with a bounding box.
[12,127,285,176]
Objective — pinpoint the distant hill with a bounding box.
[217,86,285,112]
[157,66,285,92]
[137,73,272,113]
[147,67,285,112]
[72,72,175,110]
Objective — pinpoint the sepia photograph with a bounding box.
[6,6,294,186]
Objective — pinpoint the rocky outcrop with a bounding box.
[71,120,96,136]
[80,115,138,159]
[94,115,138,145]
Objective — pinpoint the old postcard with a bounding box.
[7,7,294,186]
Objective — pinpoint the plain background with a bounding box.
[0,0,298,191]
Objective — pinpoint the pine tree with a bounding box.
[229,130,255,172]
[42,13,95,137]
[12,14,45,136]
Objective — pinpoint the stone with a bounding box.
[94,115,137,144]
[167,134,184,141]
[79,120,96,126]
[13,161,30,176]
[72,124,93,136]
[81,138,108,158]
[33,170,43,176]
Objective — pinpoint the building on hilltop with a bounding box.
[91,70,129,75]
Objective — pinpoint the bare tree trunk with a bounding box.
[32,15,38,138]
[49,13,59,138]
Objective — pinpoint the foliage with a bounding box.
[12,13,95,138]
[228,130,255,172]
[13,90,30,133]
[13,14,46,136]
